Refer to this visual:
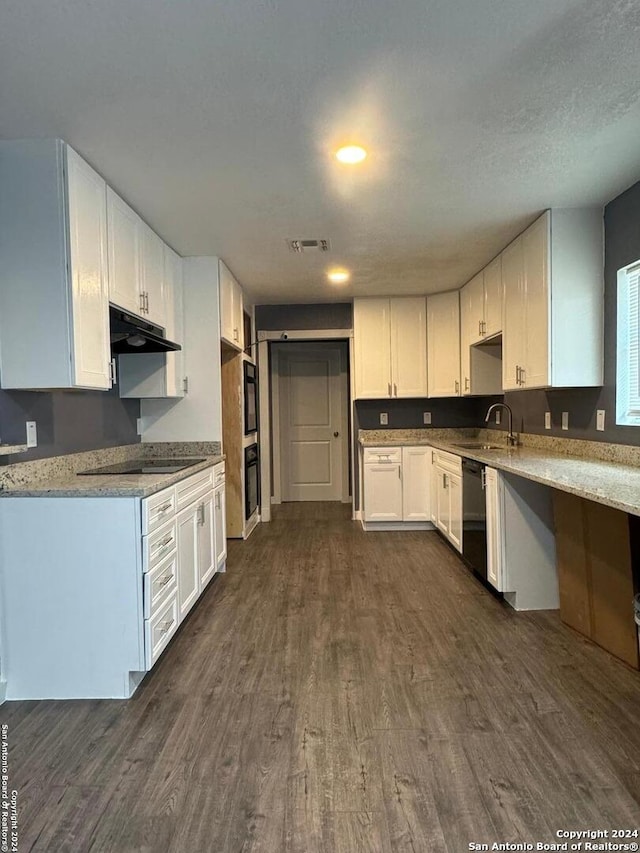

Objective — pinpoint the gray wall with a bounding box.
[355,397,487,430]
[486,179,640,444]
[255,303,352,331]
[0,385,140,462]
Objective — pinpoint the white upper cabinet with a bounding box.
[483,256,502,338]
[427,291,461,397]
[219,260,244,350]
[502,209,603,390]
[354,297,427,399]
[118,245,185,399]
[107,187,142,316]
[140,224,166,327]
[460,272,484,394]
[354,298,392,398]
[0,139,111,391]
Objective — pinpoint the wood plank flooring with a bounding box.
[3,502,640,851]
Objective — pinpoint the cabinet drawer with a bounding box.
[143,517,177,572]
[144,550,178,619]
[176,467,214,511]
[142,486,176,535]
[433,450,462,474]
[213,462,225,487]
[145,592,179,669]
[363,447,402,464]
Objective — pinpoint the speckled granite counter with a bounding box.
[0,442,224,498]
[359,429,640,517]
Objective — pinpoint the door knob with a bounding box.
[333,431,339,437]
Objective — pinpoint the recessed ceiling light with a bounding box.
[335,145,367,164]
[327,268,350,284]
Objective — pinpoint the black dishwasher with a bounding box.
[461,458,488,580]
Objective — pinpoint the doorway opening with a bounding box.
[271,341,350,504]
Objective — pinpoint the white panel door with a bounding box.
[279,346,345,501]
[401,446,431,521]
[485,467,503,591]
[140,224,166,327]
[390,297,428,397]
[214,484,227,569]
[65,146,111,390]
[522,212,550,389]
[106,187,142,316]
[197,493,216,589]
[483,255,503,338]
[176,503,199,620]
[427,291,461,397]
[353,298,391,398]
[363,464,403,521]
[501,236,525,391]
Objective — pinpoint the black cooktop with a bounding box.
[78,458,206,476]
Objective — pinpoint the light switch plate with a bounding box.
[380,413,388,426]
[596,409,605,431]
[136,418,143,436]
[423,412,432,425]
[562,412,569,431]
[26,420,37,448]
[545,412,551,430]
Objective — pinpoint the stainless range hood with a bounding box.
[109,307,181,354]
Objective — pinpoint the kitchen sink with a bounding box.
[452,442,505,450]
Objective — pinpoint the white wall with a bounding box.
[141,257,223,443]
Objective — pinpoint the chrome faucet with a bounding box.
[485,403,518,447]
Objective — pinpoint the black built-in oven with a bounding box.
[244,361,258,435]
[244,443,260,520]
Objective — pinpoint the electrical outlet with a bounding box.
[596,409,605,431]
[25,420,37,448]
[562,412,569,431]
[423,412,432,425]
[136,418,143,436]
[379,413,388,426]
[495,410,501,425]
[545,412,551,430]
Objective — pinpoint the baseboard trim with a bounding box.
[361,520,436,532]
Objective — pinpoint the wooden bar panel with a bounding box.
[553,490,638,669]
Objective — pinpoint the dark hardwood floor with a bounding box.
[3,502,640,851]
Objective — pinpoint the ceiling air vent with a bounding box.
[287,239,331,253]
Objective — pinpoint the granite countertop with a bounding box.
[360,429,640,517]
[0,443,225,498]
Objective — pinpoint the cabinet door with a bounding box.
[429,451,438,525]
[390,297,427,397]
[501,236,525,391]
[522,212,550,389]
[427,291,461,397]
[214,483,227,569]
[402,446,431,521]
[354,298,392,398]
[219,261,242,349]
[483,256,502,338]
[198,493,216,589]
[140,225,166,327]
[363,464,403,521]
[65,147,111,390]
[106,187,142,316]
[460,273,483,395]
[164,246,185,398]
[435,465,449,535]
[176,504,200,619]
[447,472,463,553]
[485,467,503,591]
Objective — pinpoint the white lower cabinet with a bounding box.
[485,467,503,591]
[433,450,463,552]
[0,462,227,700]
[362,446,432,527]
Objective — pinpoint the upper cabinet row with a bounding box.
[0,139,185,393]
[353,208,604,400]
[219,261,244,351]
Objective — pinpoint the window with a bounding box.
[617,260,640,425]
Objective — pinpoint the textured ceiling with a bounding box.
[2,0,640,303]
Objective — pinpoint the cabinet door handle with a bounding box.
[393,383,397,397]
[109,357,117,385]
[198,503,205,526]
[156,502,172,515]
[455,380,459,395]
[154,534,174,551]
[398,466,401,480]
[482,320,487,335]
[158,617,175,636]
[140,291,146,314]
[157,573,173,589]
[442,472,447,488]
[464,377,470,392]
[481,470,486,489]
[515,365,520,385]
[215,492,220,510]
[478,320,482,336]
[519,366,525,386]
[388,382,392,397]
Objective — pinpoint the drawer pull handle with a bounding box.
[157,573,173,589]
[154,534,174,551]
[158,618,175,636]
[156,502,172,514]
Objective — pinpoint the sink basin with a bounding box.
[452,442,505,450]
